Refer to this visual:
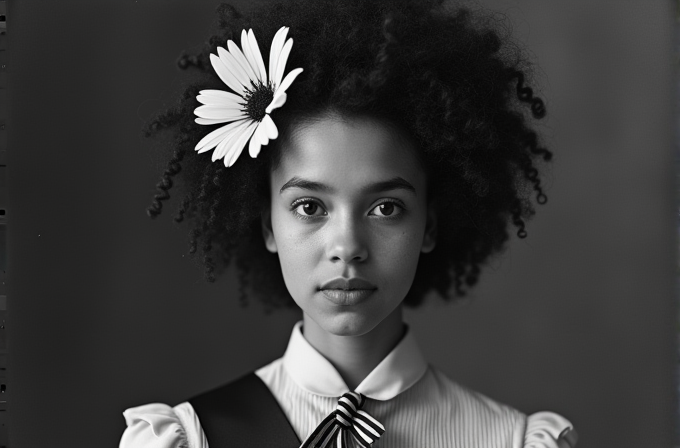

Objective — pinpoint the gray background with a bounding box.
[7,0,678,447]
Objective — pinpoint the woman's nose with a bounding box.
[326,214,368,263]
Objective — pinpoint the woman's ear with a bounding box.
[421,201,437,254]
[261,207,278,253]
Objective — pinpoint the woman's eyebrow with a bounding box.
[362,177,416,195]
[279,177,332,194]
[279,176,416,194]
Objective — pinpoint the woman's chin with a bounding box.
[313,312,380,337]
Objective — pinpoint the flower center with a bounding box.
[243,82,275,121]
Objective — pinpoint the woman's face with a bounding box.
[264,114,436,337]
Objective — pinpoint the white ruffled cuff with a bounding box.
[523,411,578,448]
[119,402,207,448]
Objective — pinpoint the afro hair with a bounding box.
[145,0,551,310]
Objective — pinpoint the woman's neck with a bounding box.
[301,306,406,390]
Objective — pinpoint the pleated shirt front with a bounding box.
[256,321,529,448]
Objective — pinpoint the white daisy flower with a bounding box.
[193,26,304,167]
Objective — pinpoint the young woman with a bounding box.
[120,0,577,446]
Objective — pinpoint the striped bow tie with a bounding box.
[300,391,385,448]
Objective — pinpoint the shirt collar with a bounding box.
[282,320,428,401]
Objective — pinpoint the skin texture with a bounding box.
[262,114,436,389]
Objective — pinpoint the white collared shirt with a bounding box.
[120,321,577,448]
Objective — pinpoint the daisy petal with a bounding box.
[255,120,270,146]
[195,124,233,154]
[227,40,258,83]
[224,121,258,167]
[268,27,289,88]
[248,127,263,158]
[255,119,269,145]
[194,105,247,120]
[213,121,249,161]
[199,89,244,104]
[240,30,261,83]
[276,67,304,96]
[273,38,294,87]
[265,92,287,114]
[212,130,235,162]
[195,119,247,153]
[247,29,268,83]
[195,117,235,125]
[217,46,250,88]
[210,53,245,95]
[196,94,244,108]
[262,114,279,140]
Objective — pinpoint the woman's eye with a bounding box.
[370,202,402,217]
[293,201,326,217]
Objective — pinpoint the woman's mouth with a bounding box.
[320,288,375,305]
[318,277,377,306]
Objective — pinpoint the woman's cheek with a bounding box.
[278,230,321,275]
[374,224,420,257]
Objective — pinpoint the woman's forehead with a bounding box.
[272,116,427,194]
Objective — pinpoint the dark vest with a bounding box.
[189,372,302,447]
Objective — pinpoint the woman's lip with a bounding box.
[319,277,376,290]
[321,289,375,306]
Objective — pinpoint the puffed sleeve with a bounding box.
[522,411,578,448]
[119,402,208,448]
